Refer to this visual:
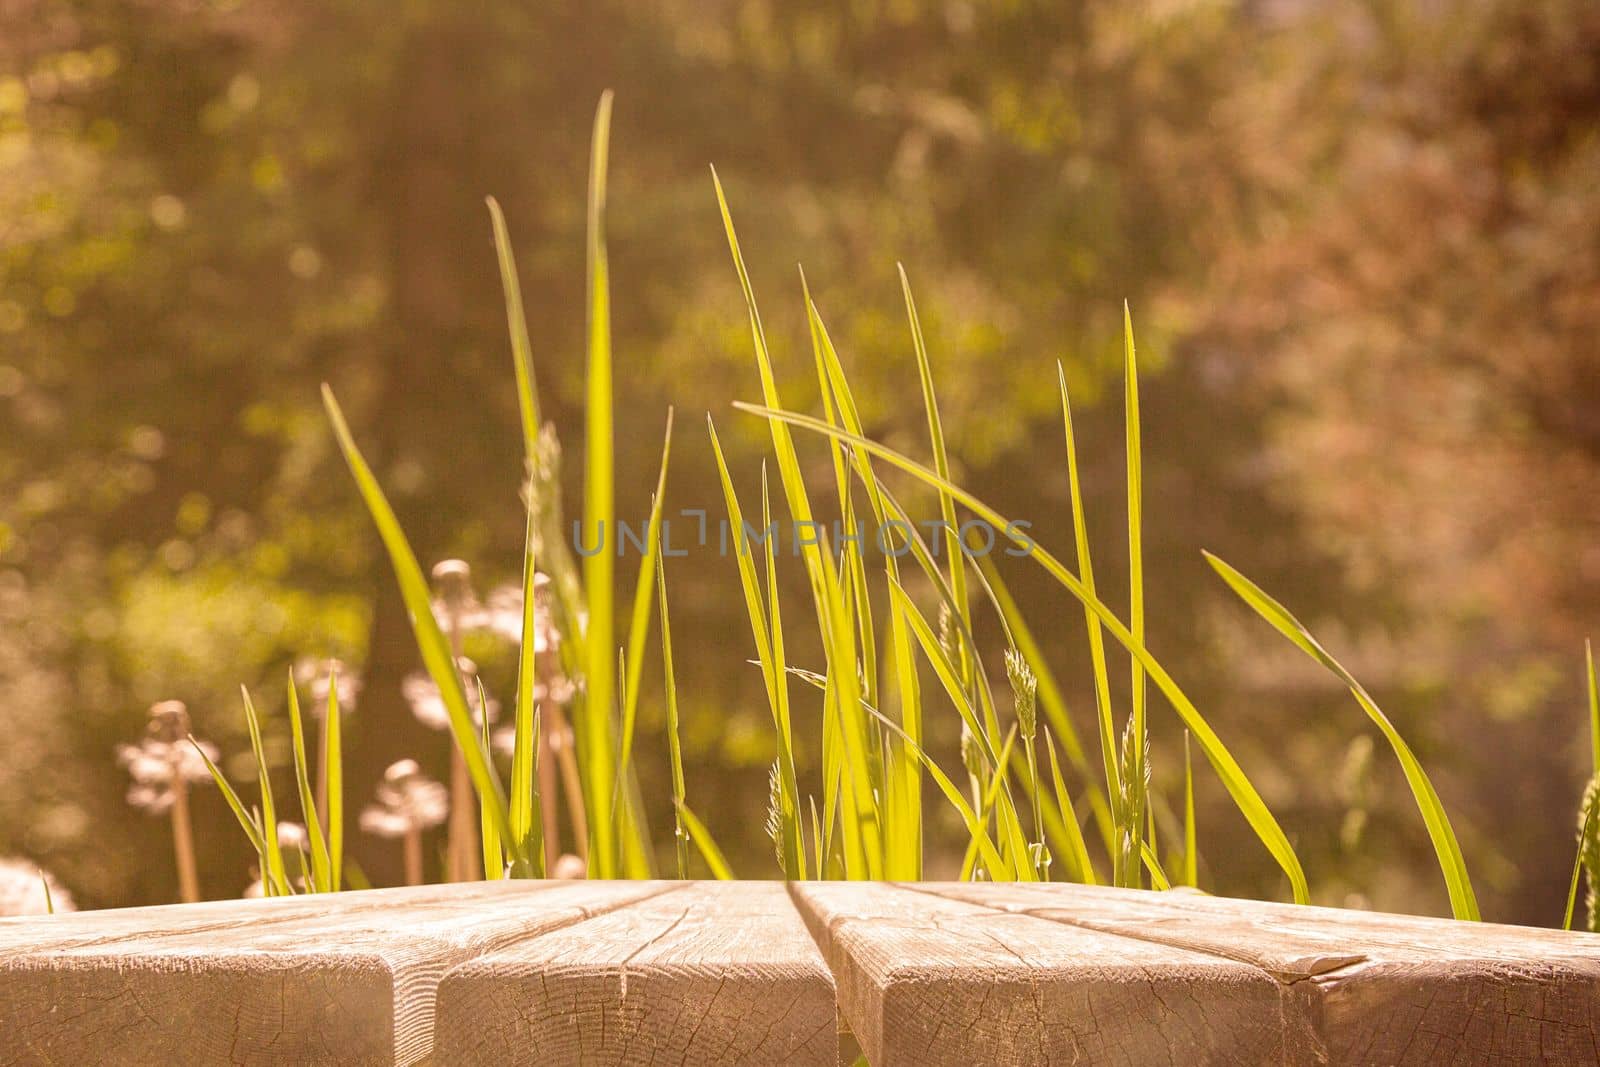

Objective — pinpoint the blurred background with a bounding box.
[1,0,1596,923]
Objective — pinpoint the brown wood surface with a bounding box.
[788,880,1284,1066]
[433,880,836,1065]
[4,878,1600,1066]
[925,881,1600,1065]
[0,879,668,1066]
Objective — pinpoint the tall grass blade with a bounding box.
[241,687,290,895]
[1566,779,1599,930]
[1588,639,1598,776]
[507,508,544,877]
[323,668,343,891]
[656,542,689,881]
[899,265,972,689]
[1059,366,1127,867]
[285,674,330,892]
[616,411,676,800]
[321,386,514,856]
[579,89,622,877]
[1183,730,1197,888]
[1204,550,1477,919]
[1123,306,1148,886]
[712,171,881,876]
[191,735,266,858]
[736,402,1309,902]
[486,196,541,449]
[477,677,503,879]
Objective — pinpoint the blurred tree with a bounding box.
[1192,0,1600,922]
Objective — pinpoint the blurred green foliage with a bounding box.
[1,0,1595,921]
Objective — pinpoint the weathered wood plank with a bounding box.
[0,879,670,1066]
[433,880,837,1066]
[789,880,1283,1067]
[928,881,1600,1065]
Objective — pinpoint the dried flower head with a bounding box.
[765,760,784,868]
[959,721,985,781]
[0,857,75,916]
[1005,647,1038,741]
[117,700,219,814]
[937,601,957,662]
[402,658,500,731]
[359,759,448,838]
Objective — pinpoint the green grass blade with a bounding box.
[486,196,540,452]
[712,171,881,876]
[285,673,330,892]
[1123,307,1148,872]
[859,698,1010,879]
[1183,730,1197,888]
[616,411,675,801]
[1565,781,1598,930]
[1141,841,1171,891]
[735,401,1309,902]
[899,265,972,689]
[323,668,343,891]
[477,677,503,879]
[1204,550,1477,919]
[508,507,545,878]
[1044,730,1098,884]
[241,687,290,895]
[677,801,736,880]
[657,541,689,881]
[761,465,805,879]
[321,385,513,856]
[1587,639,1598,775]
[1057,363,1123,859]
[976,551,1113,854]
[191,735,266,857]
[580,89,621,878]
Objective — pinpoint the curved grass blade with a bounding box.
[487,196,541,451]
[734,401,1309,903]
[191,735,266,858]
[899,265,972,687]
[1058,363,1124,866]
[322,385,513,857]
[1204,550,1477,919]
[677,801,736,880]
[1044,730,1098,884]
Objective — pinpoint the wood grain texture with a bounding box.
[928,881,1600,1066]
[0,879,669,1066]
[433,880,837,1066]
[789,880,1283,1067]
